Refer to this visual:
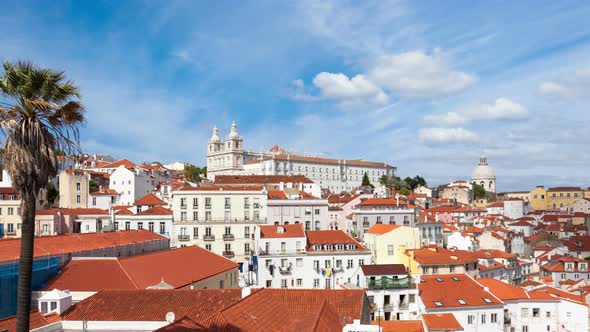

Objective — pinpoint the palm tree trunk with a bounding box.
[16,191,37,332]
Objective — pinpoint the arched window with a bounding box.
[489,181,493,189]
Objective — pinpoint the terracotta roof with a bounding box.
[418,274,503,309]
[214,175,313,184]
[361,264,407,276]
[63,289,243,322]
[0,187,19,195]
[464,226,484,234]
[409,247,477,265]
[0,230,166,263]
[478,261,505,272]
[200,288,365,331]
[178,186,264,192]
[89,187,119,195]
[327,193,360,204]
[487,202,504,208]
[306,230,368,251]
[44,246,237,291]
[259,224,305,238]
[115,208,134,215]
[365,224,401,235]
[477,278,530,301]
[267,190,288,199]
[104,159,136,169]
[510,220,535,227]
[422,313,463,331]
[0,309,59,332]
[134,193,167,206]
[154,316,207,331]
[563,236,590,252]
[371,320,424,332]
[531,286,586,304]
[520,280,542,287]
[547,187,583,192]
[136,206,173,216]
[474,249,515,260]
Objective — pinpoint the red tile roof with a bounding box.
[104,159,136,169]
[371,320,424,332]
[44,246,238,291]
[531,286,586,304]
[547,187,583,192]
[0,230,166,263]
[136,206,173,216]
[422,313,463,331]
[134,193,167,206]
[474,249,515,260]
[267,190,288,199]
[259,224,305,238]
[0,310,59,332]
[63,289,243,322]
[89,187,119,195]
[214,175,313,184]
[477,278,530,301]
[365,224,401,235]
[409,247,477,265]
[358,198,399,206]
[419,274,503,309]
[361,264,407,276]
[154,316,207,331]
[306,230,368,251]
[510,220,535,227]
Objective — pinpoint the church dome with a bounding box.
[209,126,221,142]
[472,155,495,179]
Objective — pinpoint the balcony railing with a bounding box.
[367,277,415,290]
[279,265,292,275]
[223,251,235,258]
[203,235,215,241]
[225,205,231,209]
[223,234,235,241]
[205,204,211,209]
[258,248,306,256]
[504,317,511,325]
[178,234,190,241]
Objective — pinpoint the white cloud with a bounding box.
[368,51,477,97]
[419,127,478,144]
[539,69,590,99]
[425,98,528,126]
[312,72,388,104]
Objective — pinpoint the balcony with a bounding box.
[279,265,292,275]
[180,204,187,209]
[367,277,415,290]
[203,235,215,241]
[223,251,235,258]
[205,204,211,209]
[223,234,235,241]
[224,205,231,209]
[177,234,190,241]
[504,317,511,325]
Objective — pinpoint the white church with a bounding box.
[206,122,397,193]
[471,155,496,193]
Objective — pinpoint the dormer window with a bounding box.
[314,245,321,251]
[325,244,333,251]
[336,244,344,251]
[348,244,355,250]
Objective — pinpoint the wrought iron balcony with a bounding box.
[223,251,235,258]
[223,234,235,241]
[177,234,190,241]
[279,265,292,275]
[203,234,215,241]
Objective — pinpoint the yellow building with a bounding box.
[362,224,420,265]
[402,246,479,278]
[529,186,548,211]
[547,187,584,212]
[0,187,22,238]
[59,169,89,208]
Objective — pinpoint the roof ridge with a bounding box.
[468,274,505,305]
[116,258,140,289]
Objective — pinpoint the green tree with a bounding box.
[399,187,410,195]
[46,182,59,206]
[89,180,98,191]
[473,183,486,198]
[184,165,206,183]
[0,61,85,331]
[361,172,373,188]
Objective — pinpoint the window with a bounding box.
[491,313,497,323]
[432,266,438,274]
[521,308,528,317]
[481,314,486,324]
[193,197,198,208]
[244,243,250,254]
[533,308,540,317]
[225,243,232,252]
[546,311,551,318]
[315,209,320,215]
[347,259,353,268]
[336,259,342,268]
[522,326,528,332]
[434,301,443,307]
[205,227,212,236]
[160,222,165,233]
[296,258,303,267]
[244,197,250,208]
[40,301,48,314]
[266,280,272,287]
[76,195,81,203]
[114,222,119,231]
[225,197,231,209]
[76,182,81,191]
[92,197,97,206]
[180,197,187,208]
[468,315,475,325]
[219,280,224,289]
[148,222,154,232]
[409,294,415,303]
[205,197,211,208]
[244,226,250,238]
[450,265,455,273]
[313,260,320,271]
[225,226,231,235]
[296,279,302,287]
[192,211,198,221]
[359,259,364,266]
[205,244,211,250]
[422,267,429,275]
[180,211,187,221]
[193,227,198,238]
[313,279,320,288]
[50,301,57,311]
[205,211,211,221]
[125,221,130,230]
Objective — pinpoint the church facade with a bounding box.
[206,122,397,193]
[471,155,496,193]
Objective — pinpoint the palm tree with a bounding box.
[0,61,85,332]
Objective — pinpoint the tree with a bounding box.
[398,187,410,195]
[184,165,206,183]
[89,180,98,191]
[0,61,85,331]
[46,182,59,206]
[473,183,486,199]
[361,172,373,188]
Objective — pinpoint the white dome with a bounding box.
[471,155,495,179]
[210,126,220,142]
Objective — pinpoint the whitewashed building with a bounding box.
[350,198,416,237]
[206,122,396,192]
[267,189,329,231]
[255,225,371,290]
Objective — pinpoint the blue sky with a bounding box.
[2,1,590,191]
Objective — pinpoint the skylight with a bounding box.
[435,278,444,282]
[452,276,460,281]
[457,299,466,305]
[434,301,443,307]
[483,298,492,303]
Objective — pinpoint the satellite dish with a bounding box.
[165,311,175,323]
